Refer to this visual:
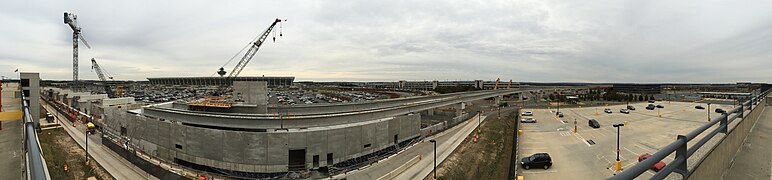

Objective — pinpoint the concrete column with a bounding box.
[495,95,502,105]
[427,108,435,116]
[455,102,465,117]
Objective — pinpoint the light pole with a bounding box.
[429,139,437,179]
[613,123,625,171]
[477,110,481,133]
[555,95,560,116]
[573,119,577,133]
[707,103,711,121]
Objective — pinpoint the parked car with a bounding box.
[521,153,552,170]
[522,111,533,116]
[557,112,564,118]
[604,108,613,113]
[648,100,656,103]
[646,104,656,110]
[656,104,664,108]
[627,105,636,110]
[715,108,725,113]
[695,105,705,109]
[620,109,630,114]
[638,153,666,172]
[588,119,600,128]
[521,117,537,123]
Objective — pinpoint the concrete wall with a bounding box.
[20,72,39,124]
[687,96,767,180]
[103,107,421,173]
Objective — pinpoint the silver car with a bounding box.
[521,117,537,123]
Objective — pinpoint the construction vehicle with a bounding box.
[90,58,121,98]
[191,18,285,110]
[64,12,91,87]
[506,80,513,89]
[493,78,501,89]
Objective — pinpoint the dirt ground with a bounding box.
[39,128,112,180]
[426,109,517,180]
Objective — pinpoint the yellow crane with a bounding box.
[493,78,501,89]
[506,80,513,89]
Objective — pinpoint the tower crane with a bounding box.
[91,58,118,98]
[493,78,501,89]
[217,18,284,78]
[214,18,284,94]
[64,12,92,86]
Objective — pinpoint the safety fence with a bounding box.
[21,90,49,180]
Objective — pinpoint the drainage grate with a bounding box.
[587,139,596,145]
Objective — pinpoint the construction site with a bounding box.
[2,4,772,180]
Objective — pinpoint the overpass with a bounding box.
[143,87,578,129]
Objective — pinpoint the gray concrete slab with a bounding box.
[723,107,772,180]
[516,101,733,179]
[0,120,23,180]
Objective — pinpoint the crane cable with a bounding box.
[211,25,275,77]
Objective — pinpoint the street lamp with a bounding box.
[429,139,437,179]
[477,110,481,133]
[613,123,625,171]
[707,103,711,121]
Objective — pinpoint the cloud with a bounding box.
[1,0,771,83]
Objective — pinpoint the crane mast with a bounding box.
[91,58,116,98]
[64,12,91,88]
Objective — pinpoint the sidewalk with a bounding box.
[724,108,772,179]
[41,101,155,180]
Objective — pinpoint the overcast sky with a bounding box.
[1,0,771,83]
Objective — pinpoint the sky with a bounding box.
[1,0,771,83]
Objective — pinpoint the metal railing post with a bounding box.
[719,113,728,134]
[738,104,744,118]
[674,135,689,176]
[748,98,753,110]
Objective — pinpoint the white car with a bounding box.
[522,111,534,116]
[521,117,537,123]
[604,108,613,113]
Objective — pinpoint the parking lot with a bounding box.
[516,101,736,179]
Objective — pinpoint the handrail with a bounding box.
[21,90,50,180]
[610,89,770,180]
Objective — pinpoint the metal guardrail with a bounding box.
[21,91,50,180]
[610,89,770,180]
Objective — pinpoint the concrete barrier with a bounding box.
[687,97,767,179]
[377,155,421,180]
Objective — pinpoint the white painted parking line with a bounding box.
[521,141,545,143]
[623,147,640,157]
[573,132,592,147]
[520,170,558,174]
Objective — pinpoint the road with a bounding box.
[41,100,156,180]
[345,108,509,179]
